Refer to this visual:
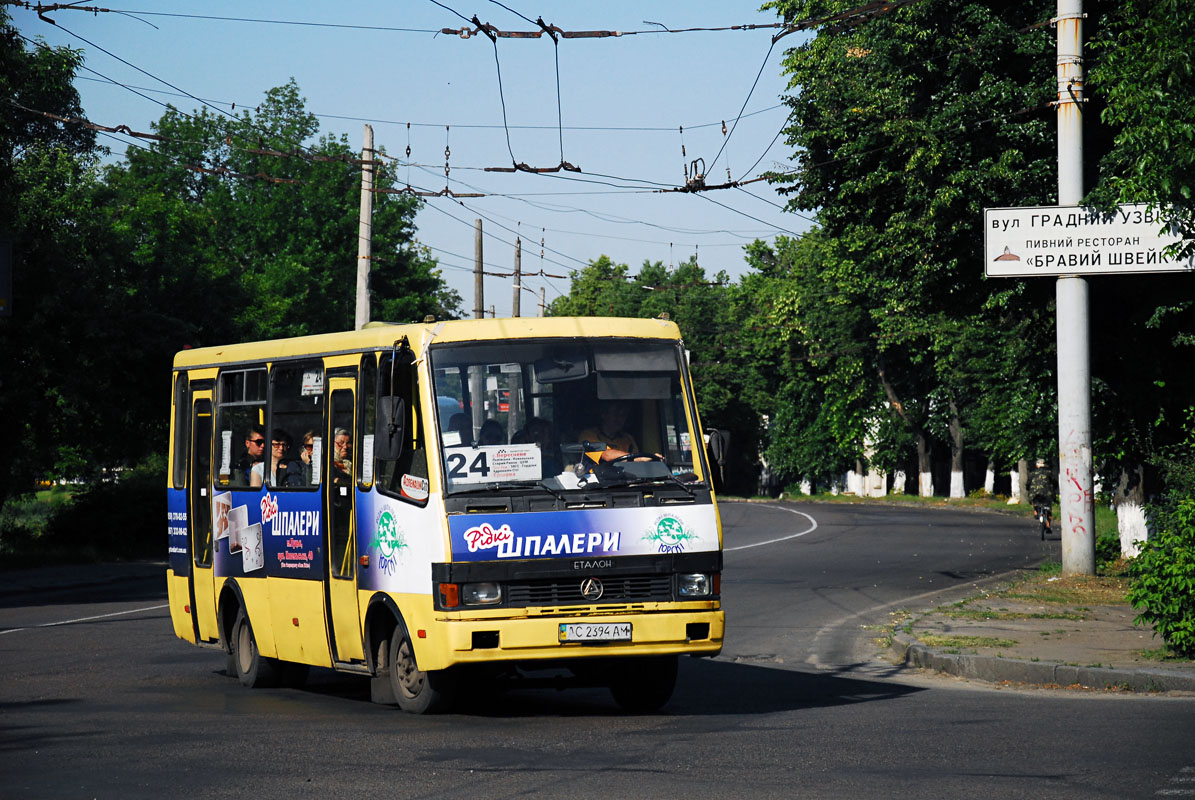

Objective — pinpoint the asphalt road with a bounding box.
[2,501,1193,799]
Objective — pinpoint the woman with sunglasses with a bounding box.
[299,430,317,484]
[251,428,305,488]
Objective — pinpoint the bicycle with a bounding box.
[1032,499,1053,540]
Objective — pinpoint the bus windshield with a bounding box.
[429,338,700,493]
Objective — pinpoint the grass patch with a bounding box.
[1004,574,1130,606]
[918,634,1018,649]
[1139,647,1186,662]
[943,607,1087,621]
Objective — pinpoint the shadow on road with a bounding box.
[0,564,165,609]
[214,653,923,718]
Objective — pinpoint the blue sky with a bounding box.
[14,1,814,317]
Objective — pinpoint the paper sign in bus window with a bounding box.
[446,444,541,484]
[311,437,323,485]
[219,430,233,476]
[361,434,375,484]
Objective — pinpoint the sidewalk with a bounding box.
[887,569,1195,693]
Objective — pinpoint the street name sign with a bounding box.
[984,204,1194,278]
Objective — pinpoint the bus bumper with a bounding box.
[418,609,724,670]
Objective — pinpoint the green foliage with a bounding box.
[112,79,460,340]
[0,10,458,514]
[755,0,1061,485]
[1088,0,1195,257]
[39,455,167,562]
[1128,499,1195,658]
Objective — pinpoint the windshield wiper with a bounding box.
[600,472,697,496]
[536,479,567,503]
[448,482,538,495]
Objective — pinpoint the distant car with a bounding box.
[437,395,463,432]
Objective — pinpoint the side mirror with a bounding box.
[375,396,406,461]
[706,428,729,466]
[705,428,730,490]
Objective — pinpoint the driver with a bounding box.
[578,400,639,462]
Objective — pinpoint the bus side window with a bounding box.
[359,353,377,489]
[171,373,190,489]
[377,350,428,505]
[267,360,324,489]
[215,367,267,488]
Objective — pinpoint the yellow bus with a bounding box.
[167,316,725,713]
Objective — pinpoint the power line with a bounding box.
[72,74,788,133]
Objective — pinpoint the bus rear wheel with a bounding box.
[232,608,280,688]
[388,630,454,714]
[609,655,677,713]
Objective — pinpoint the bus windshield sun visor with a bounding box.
[596,373,670,399]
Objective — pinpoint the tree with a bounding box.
[1088,0,1195,258]
[1084,3,1195,548]
[0,60,461,509]
[110,80,459,341]
[0,11,104,504]
[764,0,1063,495]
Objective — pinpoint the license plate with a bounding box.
[559,622,632,643]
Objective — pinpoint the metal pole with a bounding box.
[354,124,374,330]
[512,237,522,318]
[1056,0,1094,574]
[473,219,484,320]
[470,219,485,441]
[539,287,546,317]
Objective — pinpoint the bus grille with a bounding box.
[504,575,672,607]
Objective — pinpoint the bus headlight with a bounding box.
[677,573,711,598]
[461,582,502,606]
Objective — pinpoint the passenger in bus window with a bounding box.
[234,424,267,486]
[260,429,305,488]
[299,430,317,484]
[333,427,352,477]
[477,419,506,446]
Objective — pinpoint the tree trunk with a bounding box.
[1114,464,1148,558]
[984,459,996,496]
[877,362,933,498]
[916,433,934,497]
[947,397,965,499]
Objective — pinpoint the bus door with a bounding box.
[188,391,219,642]
[325,378,364,662]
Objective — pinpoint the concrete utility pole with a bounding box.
[470,218,485,441]
[354,124,374,330]
[1056,0,1095,574]
[512,237,522,318]
[473,219,484,320]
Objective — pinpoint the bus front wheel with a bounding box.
[388,629,454,714]
[232,608,280,689]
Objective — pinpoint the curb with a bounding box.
[890,633,1195,693]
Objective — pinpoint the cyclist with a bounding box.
[1027,458,1056,538]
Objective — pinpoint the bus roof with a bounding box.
[172,316,683,369]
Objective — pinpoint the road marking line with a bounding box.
[724,504,818,552]
[0,603,168,635]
